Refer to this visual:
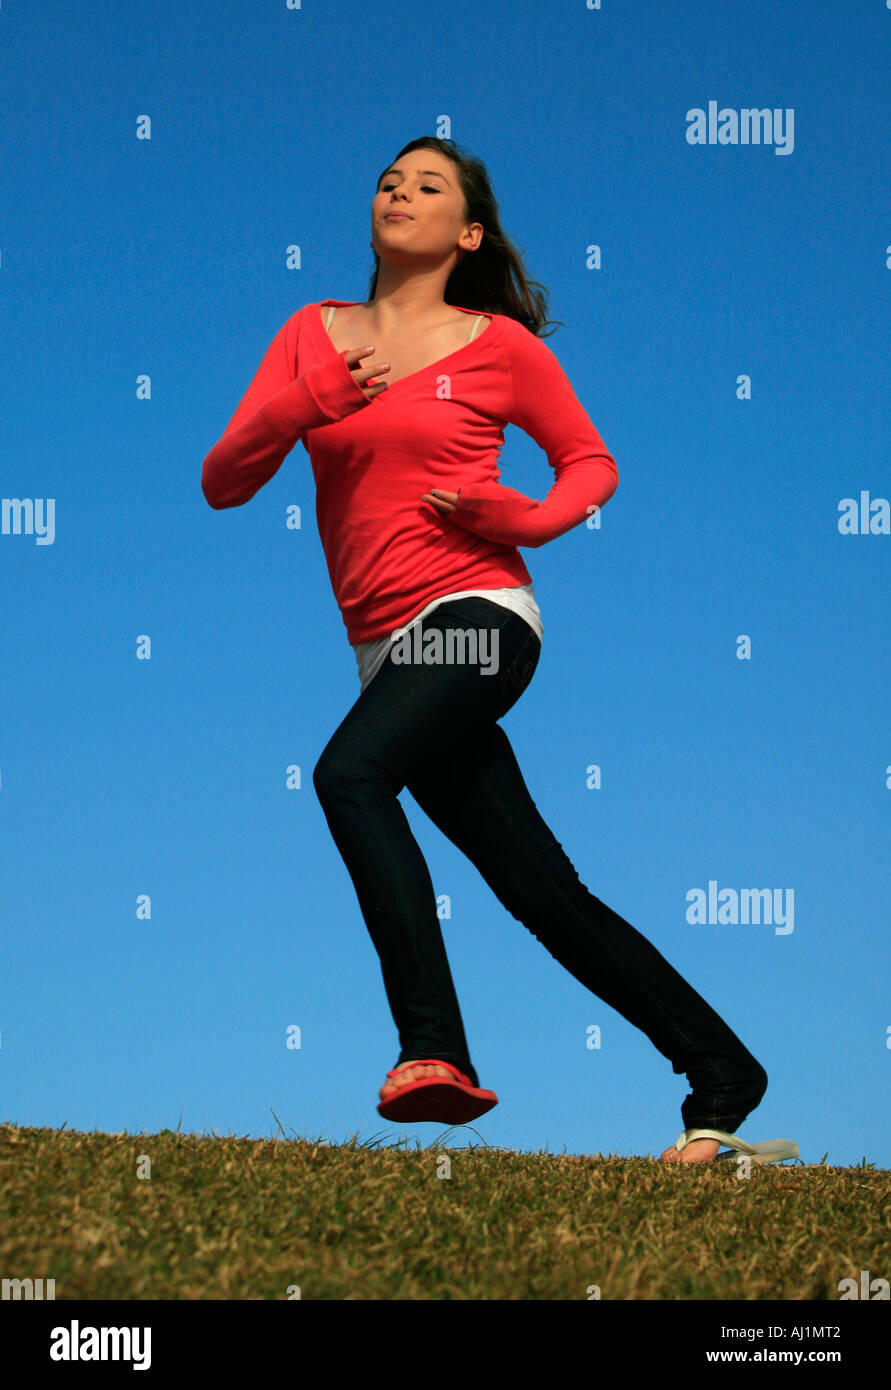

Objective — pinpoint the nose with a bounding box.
[383,194,409,218]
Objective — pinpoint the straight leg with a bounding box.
[405,721,768,1134]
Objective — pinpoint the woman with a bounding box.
[202,135,772,1165]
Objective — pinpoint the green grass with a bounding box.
[1,1117,888,1299]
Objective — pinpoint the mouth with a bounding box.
[384,212,412,221]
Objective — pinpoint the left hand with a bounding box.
[421,488,459,516]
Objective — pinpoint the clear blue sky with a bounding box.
[2,0,888,1170]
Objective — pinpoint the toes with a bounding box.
[383,1062,453,1092]
[658,1139,720,1163]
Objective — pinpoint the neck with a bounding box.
[368,265,457,329]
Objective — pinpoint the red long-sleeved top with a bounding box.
[201,300,618,644]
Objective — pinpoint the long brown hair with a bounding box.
[368,136,563,338]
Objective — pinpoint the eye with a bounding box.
[380,183,440,194]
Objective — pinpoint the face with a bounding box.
[371,151,483,265]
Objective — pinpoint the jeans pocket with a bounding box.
[500,628,541,697]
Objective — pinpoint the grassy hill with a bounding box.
[1,1119,887,1300]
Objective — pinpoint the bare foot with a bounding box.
[379,1061,454,1103]
[660,1137,721,1163]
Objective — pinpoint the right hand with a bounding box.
[344,346,391,399]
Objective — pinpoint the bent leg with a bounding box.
[312,698,480,1088]
[311,601,536,1089]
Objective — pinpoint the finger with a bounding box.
[343,348,373,372]
[421,494,454,515]
[355,364,390,385]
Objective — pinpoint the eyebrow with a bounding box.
[378,167,450,186]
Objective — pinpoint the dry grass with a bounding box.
[1,1118,888,1299]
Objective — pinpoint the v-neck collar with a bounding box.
[313,300,495,392]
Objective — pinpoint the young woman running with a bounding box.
[202,136,769,1164]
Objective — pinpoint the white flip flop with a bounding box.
[675,1127,799,1164]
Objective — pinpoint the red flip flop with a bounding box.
[377,1058,498,1124]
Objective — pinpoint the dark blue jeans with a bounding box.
[313,597,767,1134]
